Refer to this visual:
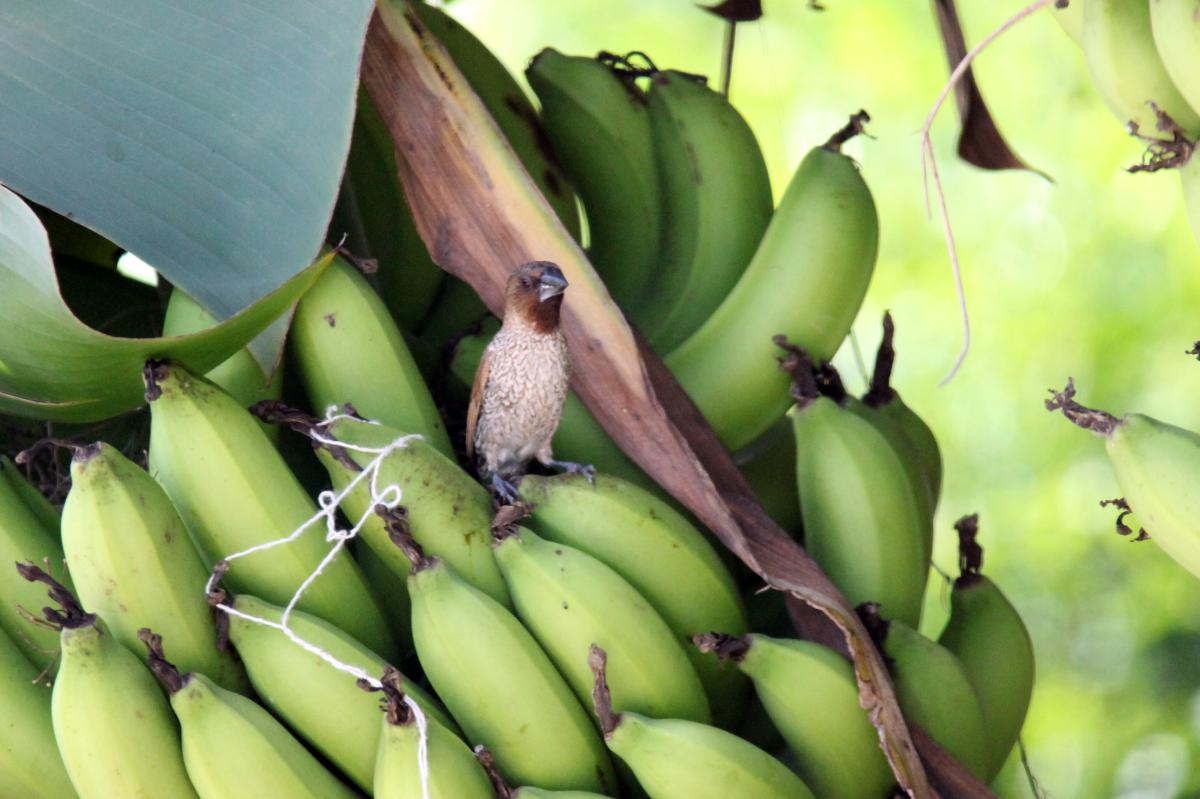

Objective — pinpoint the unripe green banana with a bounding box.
[733,419,802,537]
[492,520,711,724]
[407,554,615,793]
[0,455,60,533]
[448,325,652,489]
[314,414,510,606]
[513,790,609,799]
[290,256,454,458]
[372,668,493,799]
[0,624,74,799]
[526,49,661,310]
[163,287,282,441]
[61,442,247,692]
[1083,0,1200,133]
[1053,0,1084,46]
[937,515,1035,781]
[516,474,749,727]
[353,540,413,653]
[16,567,200,799]
[145,362,397,659]
[665,116,878,451]
[636,70,773,351]
[785,351,927,627]
[408,2,579,240]
[693,633,893,799]
[1150,0,1200,122]
[0,458,68,668]
[223,592,453,792]
[588,645,814,799]
[144,637,359,799]
[1048,378,1200,577]
[860,607,989,781]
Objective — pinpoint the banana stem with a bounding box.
[1043,378,1119,436]
[377,665,415,727]
[140,627,187,695]
[691,632,750,663]
[490,502,532,543]
[823,110,871,152]
[863,312,898,408]
[773,336,820,408]
[474,747,514,799]
[15,561,93,629]
[376,505,429,569]
[952,513,985,587]
[719,21,736,97]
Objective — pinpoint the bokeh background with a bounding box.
[439,1,1200,796]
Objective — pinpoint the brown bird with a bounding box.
[466,261,592,502]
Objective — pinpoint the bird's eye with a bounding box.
[520,276,533,288]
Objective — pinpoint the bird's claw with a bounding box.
[489,473,520,505]
[547,460,596,485]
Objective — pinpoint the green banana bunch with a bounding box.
[860,606,989,780]
[588,645,814,799]
[409,1,579,240]
[516,474,749,727]
[0,624,74,799]
[447,324,652,489]
[937,515,1035,781]
[143,633,359,799]
[223,592,453,792]
[1082,0,1200,133]
[291,255,454,457]
[16,566,199,798]
[492,518,711,724]
[733,419,802,537]
[372,668,493,799]
[406,552,615,793]
[145,362,397,659]
[784,348,928,627]
[665,115,878,451]
[1047,378,1200,577]
[61,442,247,692]
[1150,0,1200,124]
[0,456,68,668]
[693,632,893,799]
[312,414,510,605]
[526,49,661,311]
[637,70,773,351]
[163,288,283,440]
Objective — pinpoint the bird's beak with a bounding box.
[538,267,568,302]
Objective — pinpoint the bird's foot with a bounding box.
[546,459,596,484]
[489,473,521,505]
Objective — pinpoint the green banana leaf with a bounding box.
[0,0,373,365]
[0,184,328,422]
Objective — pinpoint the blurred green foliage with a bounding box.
[442,1,1200,795]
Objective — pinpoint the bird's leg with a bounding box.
[489,473,520,504]
[544,459,597,484]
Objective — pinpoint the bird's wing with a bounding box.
[465,344,492,461]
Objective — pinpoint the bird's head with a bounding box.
[506,260,568,332]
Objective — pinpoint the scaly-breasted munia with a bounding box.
[466,261,591,501]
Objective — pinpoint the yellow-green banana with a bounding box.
[588,645,814,799]
[1150,0,1200,122]
[407,554,615,793]
[223,592,453,792]
[638,70,773,351]
[61,442,247,692]
[1083,0,1200,133]
[1048,378,1200,578]
[526,50,661,310]
[493,521,711,724]
[313,414,510,606]
[785,350,927,627]
[145,362,397,659]
[372,668,493,799]
[937,515,1035,781]
[162,288,282,441]
[290,256,454,458]
[0,624,74,799]
[0,457,68,668]
[513,790,609,799]
[144,635,359,799]
[17,567,199,799]
[1053,0,1084,46]
[665,116,878,451]
[693,632,893,799]
[516,474,749,727]
[0,455,60,533]
[861,606,989,781]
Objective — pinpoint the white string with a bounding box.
[205,406,432,798]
